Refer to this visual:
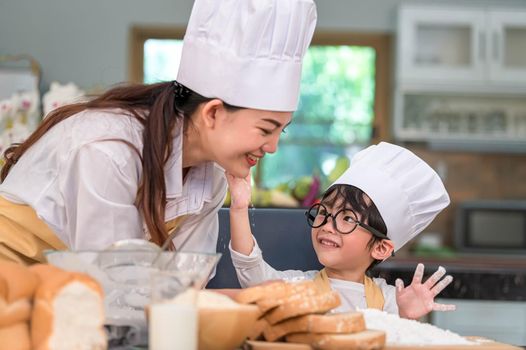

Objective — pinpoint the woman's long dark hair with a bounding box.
[321,184,388,272]
[1,81,215,248]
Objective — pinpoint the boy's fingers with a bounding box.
[395,278,404,292]
[411,263,424,285]
[423,266,446,288]
[431,275,453,296]
[432,303,456,312]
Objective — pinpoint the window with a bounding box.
[143,39,183,84]
[130,27,391,205]
[260,45,376,189]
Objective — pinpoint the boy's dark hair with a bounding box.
[321,184,388,272]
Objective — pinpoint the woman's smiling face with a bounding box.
[207,105,292,178]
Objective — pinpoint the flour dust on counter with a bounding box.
[362,308,473,346]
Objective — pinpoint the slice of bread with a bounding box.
[265,291,341,325]
[0,322,31,350]
[236,280,318,306]
[257,281,319,313]
[286,329,386,350]
[246,340,312,349]
[235,281,289,304]
[248,318,269,340]
[264,312,365,342]
[31,265,106,350]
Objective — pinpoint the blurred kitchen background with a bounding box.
[1,0,525,345]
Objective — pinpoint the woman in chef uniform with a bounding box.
[0,0,317,264]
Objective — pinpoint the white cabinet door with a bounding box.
[488,10,526,83]
[397,6,487,84]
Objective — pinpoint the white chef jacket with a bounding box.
[230,237,399,314]
[0,109,227,253]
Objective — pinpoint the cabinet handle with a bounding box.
[493,31,500,62]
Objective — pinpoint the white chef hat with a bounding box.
[332,142,450,252]
[177,0,317,112]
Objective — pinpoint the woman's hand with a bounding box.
[396,263,456,320]
[225,172,252,211]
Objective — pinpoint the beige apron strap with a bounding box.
[313,268,333,293]
[164,215,187,234]
[161,215,188,249]
[0,196,67,264]
[314,268,385,310]
[364,275,385,310]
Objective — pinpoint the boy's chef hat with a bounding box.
[332,142,450,252]
[177,0,317,112]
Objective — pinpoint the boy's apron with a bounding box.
[0,195,187,264]
[314,267,385,310]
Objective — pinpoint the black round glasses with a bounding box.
[305,203,388,239]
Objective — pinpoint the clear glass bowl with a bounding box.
[44,249,221,346]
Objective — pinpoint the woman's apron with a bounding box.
[313,268,385,310]
[0,196,67,264]
[0,196,186,265]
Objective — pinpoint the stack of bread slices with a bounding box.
[234,280,385,350]
[0,261,106,350]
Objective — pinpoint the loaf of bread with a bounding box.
[30,264,107,350]
[0,260,38,349]
[265,291,341,325]
[0,322,31,350]
[263,312,365,342]
[286,329,386,350]
[0,260,38,302]
[0,298,31,327]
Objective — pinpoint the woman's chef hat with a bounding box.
[332,142,450,252]
[177,0,317,112]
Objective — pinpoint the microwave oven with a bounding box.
[455,200,526,254]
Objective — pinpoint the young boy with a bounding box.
[227,142,455,319]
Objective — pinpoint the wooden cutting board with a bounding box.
[385,337,523,350]
[245,337,523,350]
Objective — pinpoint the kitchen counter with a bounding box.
[373,254,526,301]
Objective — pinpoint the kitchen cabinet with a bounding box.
[394,5,526,150]
[397,6,526,86]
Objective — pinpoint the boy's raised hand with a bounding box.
[395,263,456,320]
[225,172,252,210]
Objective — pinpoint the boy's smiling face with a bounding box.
[310,197,377,276]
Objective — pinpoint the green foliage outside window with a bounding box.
[260,46,376,191]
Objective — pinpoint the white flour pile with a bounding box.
[361,309,475,345]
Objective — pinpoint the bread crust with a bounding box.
[257,281,319,313]
[286,329,386,350]
[248,318,269,340]
[0,261,38,302]
[235,281,288,304]
[265,291,341,325]
[31,267,104,350]
[264,312,366,342]
[0,298,31,327]
[0,322,31,350]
